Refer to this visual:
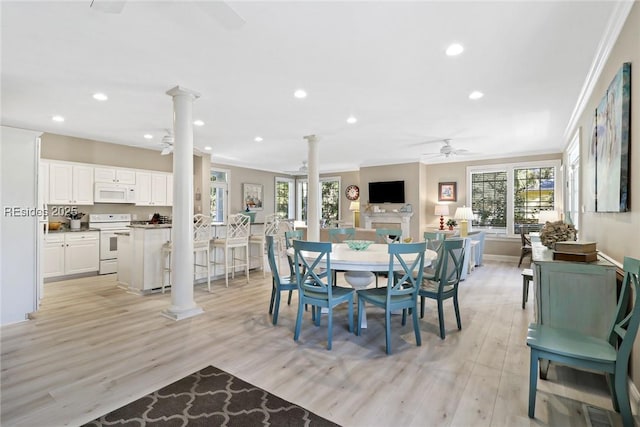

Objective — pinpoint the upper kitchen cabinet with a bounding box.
[48,162,94,205]
[94,166,136,185]
[136,172,171,206]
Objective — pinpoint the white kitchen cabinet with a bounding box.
[136,172,170,206]
[49,162,94,205]
[43,234,65,278]
[64,232,99,275]
[94,166,136,184]
[43,231,99,278]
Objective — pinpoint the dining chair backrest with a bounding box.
[608,257,640,358]
[431,238,466,292]
[328,227,356,243]
[265,235,280,278]
[293,240,332,297]
[284,229,304,277]
[387,242,426,297]
[375,228,402,244]
[424,231,445,253]
[227,213,250,243]
[193,214,211,242]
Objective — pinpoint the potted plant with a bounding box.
[66,210,85,230]
[446,219,457,231]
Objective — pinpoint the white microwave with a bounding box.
[94,183,136,203]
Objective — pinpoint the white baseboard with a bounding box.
[483,254,520,264]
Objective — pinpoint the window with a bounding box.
[566,132,580,230]
[210,168,229,223]
[296,177,341,224]
[275,177,295,219]
[468,160,561,236]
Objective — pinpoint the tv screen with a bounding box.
[368,180,405,204]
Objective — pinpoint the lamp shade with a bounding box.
[454,206,474,220]
[434,204,449,216]
[538,210,560,223]
[349,201,360,211]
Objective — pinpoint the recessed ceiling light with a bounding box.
[469,91,484,100]
[254,136,263,142]
[294,89,307,99]
[193,120,205,126]
[445,43,464,56]
[143,134,153,140]
[204,146,212,151]
[346,116,358,124]
[52,115,65,122]
[92,92,108,101]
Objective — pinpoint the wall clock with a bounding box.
[345,185,360,201]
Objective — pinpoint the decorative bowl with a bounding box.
[48,221,62,230]
[344,240,374,251]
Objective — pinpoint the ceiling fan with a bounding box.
[89,0,246,30]
[159,130,174,156]
[422,139,470,158]
[284,161,308,176]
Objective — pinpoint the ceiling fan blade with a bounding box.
[196,1,246,30]
[89,0,126,14]
[160,145,173,156]
[453,149,470,155]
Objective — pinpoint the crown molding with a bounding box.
[563,1,634,142]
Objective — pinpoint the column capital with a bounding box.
[303,134,319,143]
[166,85,201,99]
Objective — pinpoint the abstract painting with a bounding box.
[595,62,631,212]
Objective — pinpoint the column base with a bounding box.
[161,306,204,321]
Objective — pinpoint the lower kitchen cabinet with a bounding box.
[43,231,99,279]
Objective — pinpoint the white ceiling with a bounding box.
[1,1,618,174]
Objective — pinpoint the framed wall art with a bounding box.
[595,62,631,212]
[438,182,457,202]
[242,183,263,210]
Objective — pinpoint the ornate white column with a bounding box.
[304,134,320,241]
[162,86,203,321]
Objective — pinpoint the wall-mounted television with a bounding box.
[368,180,405,204]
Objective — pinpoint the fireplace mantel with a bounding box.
[360,211,414,238]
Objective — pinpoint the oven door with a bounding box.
[100,230,121,260]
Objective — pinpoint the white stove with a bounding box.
[89,214,132,275]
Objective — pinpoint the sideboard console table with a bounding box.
[531,241,617,378]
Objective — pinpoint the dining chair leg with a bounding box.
[607,373,619,412]
[294,303,304,342]
[385,307,392,355]
[437,299,445,339]
[287,290,293,305]
[454,292,462,330]
[272,291,282,325]
[327,307,333,350]
[401,308,407,326]
[420,296,425,318]
[528,350,538,418]
[347,297,354,333]
[412,307,421,347]
[615,368,633,426]
[268,282,276,315]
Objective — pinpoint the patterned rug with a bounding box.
[84,365,340,426]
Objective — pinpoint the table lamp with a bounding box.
[454,206,474,237]
[434,204,449,230]
[349,201,360,227]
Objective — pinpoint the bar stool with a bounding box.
[210,213,250,287]
[161,214,211,293]
[249,213,279,278]
[522,268,533,309]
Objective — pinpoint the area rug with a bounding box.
[84,365,340,426]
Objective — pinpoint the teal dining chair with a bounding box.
[423,231,446,280]
[266,235,297,326]
[356,242,426,355]
[375,228,402,243]
[293,240,354,350]
[284,229,304,277]
[327,227,356,243]
[527,257,640,427]
[418,237,466,339]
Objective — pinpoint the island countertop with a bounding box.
[128,224,172,229]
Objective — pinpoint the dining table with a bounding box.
[288,242,438,327]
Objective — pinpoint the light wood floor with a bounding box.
[0,260,633,426]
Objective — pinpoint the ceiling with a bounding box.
[1,1,619,174]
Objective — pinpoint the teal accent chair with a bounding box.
[375,228,402,243]
[293,240,355,350]
[418,238,466,339]
[327,227,356,243]
[356,242,426,354]
[266,235,297,326]
[527,257,640,427]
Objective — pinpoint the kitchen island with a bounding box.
[117,224,171,294]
